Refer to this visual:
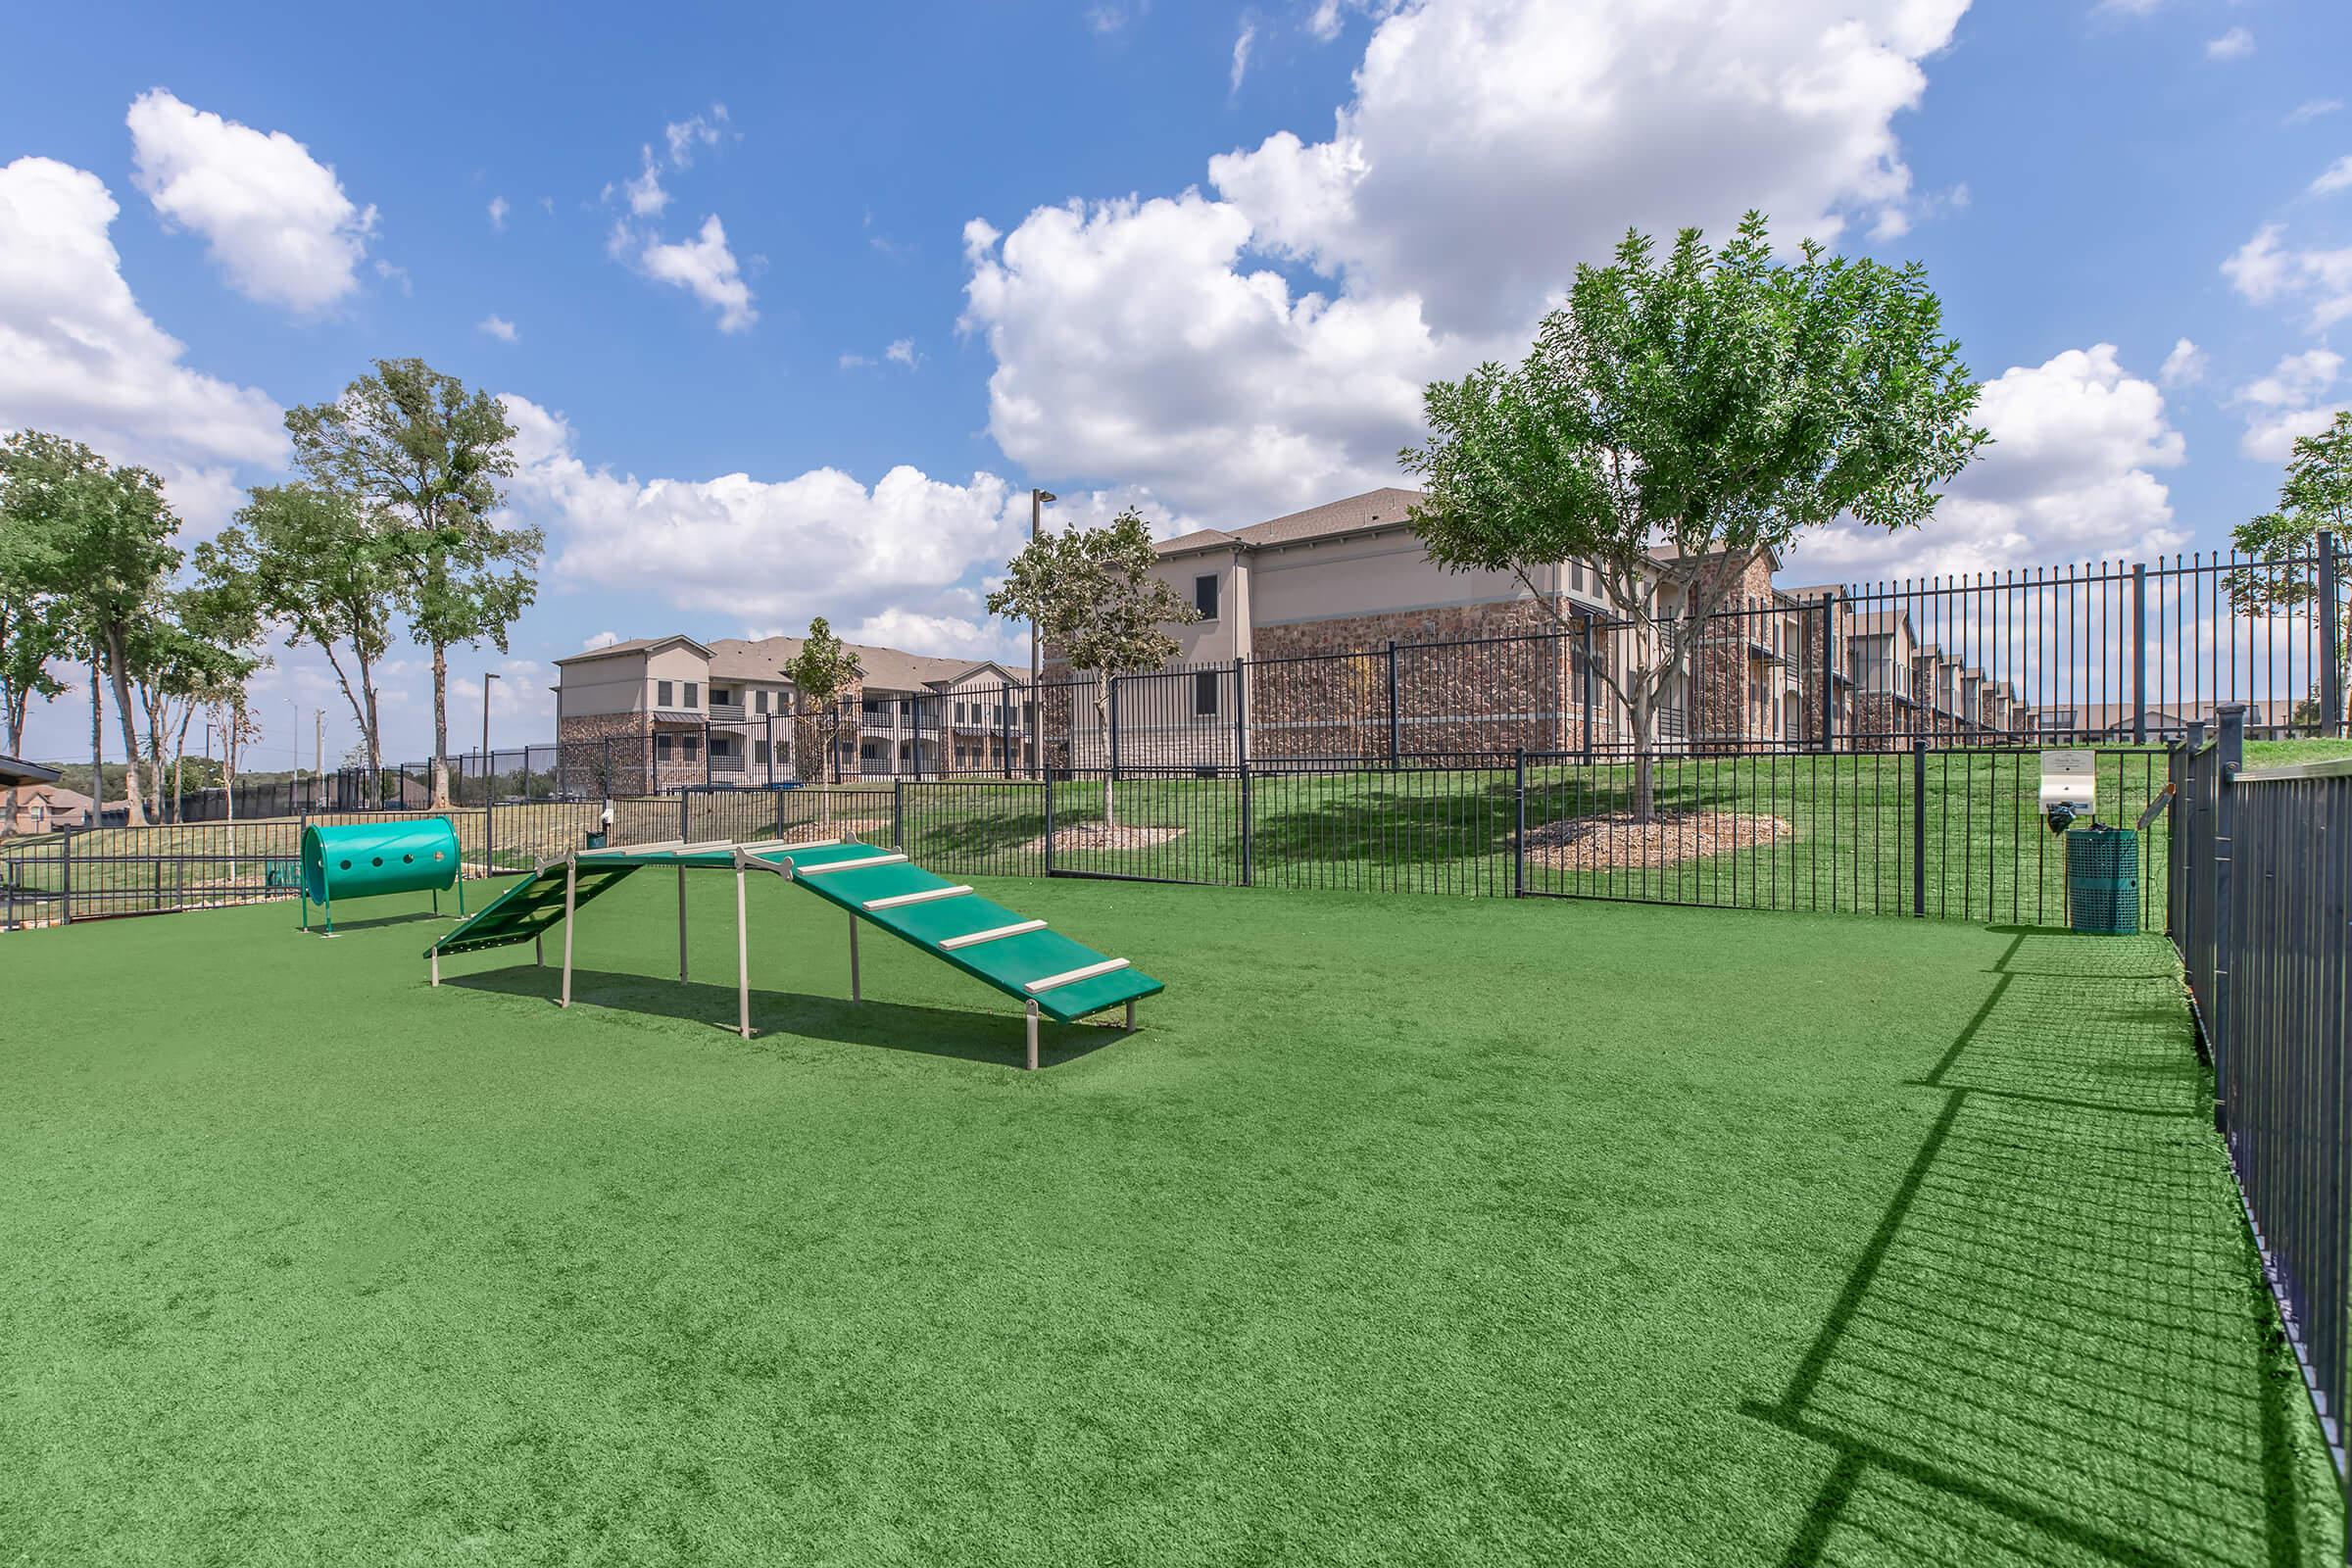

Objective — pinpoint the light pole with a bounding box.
[481,671,499,808]
[1029,487,1054,777]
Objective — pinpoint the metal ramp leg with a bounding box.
[559,858,577,1009]
[736,865,752,1041]
[1026,1000,1040,1071]
[849,913,861,1004]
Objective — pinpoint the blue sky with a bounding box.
[4,0,2350,769]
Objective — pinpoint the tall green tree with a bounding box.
[197,484,395,788]
[782,617,863,786]
[2230,410,2352,732]
[0,467,73,835]
[1400,214,1986,818]
[986,509,1199,827]
[285,358,540,805]
[130,578,265,822]
[0,431,184,826]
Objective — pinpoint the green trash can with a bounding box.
[2065,824,2139,935]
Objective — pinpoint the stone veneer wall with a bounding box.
[1250,598,1588,762]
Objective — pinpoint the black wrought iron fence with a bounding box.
[2173,706,2352,1509]
[0,809,491,924]
[399,534,2342,796]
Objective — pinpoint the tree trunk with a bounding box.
[1,695,24,838]
[1629,682,1657,825]
[1095,674,1116,830]
[88,657,104,830]
[429,640,450,807]
[103,632,145,826]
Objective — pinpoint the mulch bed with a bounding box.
[1524,810,1792,870]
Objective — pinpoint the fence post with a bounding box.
[2132,562,2147,747]
[1912,739,1928,918]
[679,790,689,843]
[1580,619,1594,761]
[485,787,495,879]
[893,779,905,852]
[1108,677,1121,783]
[60,830,72,925]
[1818,601,1835,752]
[1234,657,1250,772]
[1002,688,1013,779]
[1043,759,1055,878]
[703,721,712,790]
[1240,756,1253,889]
[2321,530,2341,737]
[765,713,775,787]
[1386,641,1400,769]
[2212,705,2244,1132]
[1513,748,1526,898]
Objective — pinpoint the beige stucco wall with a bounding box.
[645,644,711,710]
[556,651,650,720]
[1250,530,1564,630]
[1150,547,1250,664]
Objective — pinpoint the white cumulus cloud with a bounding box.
[500,395,1023,632]
[478,314,518,342]
[2312,156,2352,197]
[2158,337,2207,387]
[0,155,284,531]
[2231,349,2346,460]
[125,89,376,314]
[2224,223,2352,332]
[637,216,756,332]
[488,195,510,230]
[2204,26,2253,61]
[1791,346,2186,579]
[962,0,1971,520]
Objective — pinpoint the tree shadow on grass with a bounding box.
[440,964,1128,1071]
[1741,931,2328,1566]
[1246,777,1519,871]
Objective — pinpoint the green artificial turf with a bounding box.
[0,876,2337,1565]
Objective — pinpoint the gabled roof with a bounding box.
[553,634,711,666]
[0,754,62,788]
[1153,488,1428,558]
[704,636,1005,695]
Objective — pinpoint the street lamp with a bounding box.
[481,671,500,807]
[1030,488,1054,777]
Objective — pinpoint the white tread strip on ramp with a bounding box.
[1025,957,1131,994]
[865,885,973,910]
[939,918,1047,951]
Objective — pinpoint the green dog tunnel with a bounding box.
[301,819,465,935]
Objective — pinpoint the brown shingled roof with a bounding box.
[1154,488,1427,556]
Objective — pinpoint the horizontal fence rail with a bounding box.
[6,742,2194,932]
[2174,707,2352,1518]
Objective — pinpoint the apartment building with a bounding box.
[553,633,1027,788]
[1124,487,2052,758]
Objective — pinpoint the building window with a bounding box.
[755,739,770,763]
[656,734,673,761]
[755,690,768,714]
[1194,670,1219,716]
[1195,573,1219,618]
[711,686,734,707]
[684,681,700,708]
[682,734,701,760]
[657,679,673,707]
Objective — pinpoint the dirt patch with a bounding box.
[1525,810,1792,870]
[1025,824,1188,854]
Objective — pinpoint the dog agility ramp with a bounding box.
[427,838,1162,1066]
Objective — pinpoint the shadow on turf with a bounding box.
[440,964,1127,1070]
[1740,930,2325,1567]
[291,910,459,936]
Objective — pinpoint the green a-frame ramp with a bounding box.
[426,837,1162,1068]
